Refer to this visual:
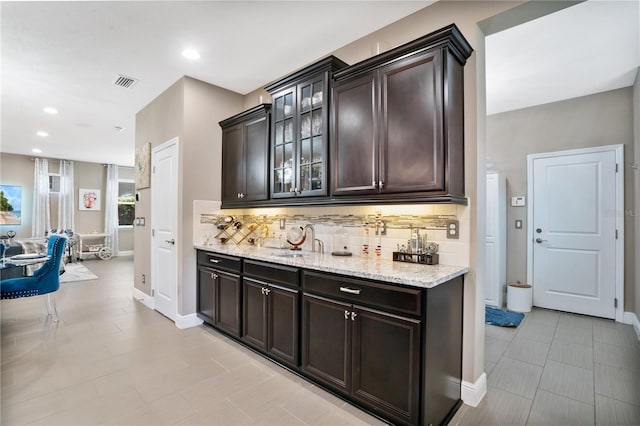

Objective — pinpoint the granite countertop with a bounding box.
[194,244,468,289]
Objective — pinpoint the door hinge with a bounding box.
[615,229,618,239]
[616,163,619,173]
[151,289,155,297]
[614,298,618,308]
[152,229,155,237]
[153,166,156,174]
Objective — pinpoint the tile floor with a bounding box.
[2,257,639,425]
[452,307,640,425]
[1,257,384,425]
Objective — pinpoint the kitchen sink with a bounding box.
[274,252,307,258]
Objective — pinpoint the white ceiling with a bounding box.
[0,1,433,167]
[486,0,640,115]
[2,1,639,167]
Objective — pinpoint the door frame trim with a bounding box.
[526,144,624,322]
[151,137,180,321]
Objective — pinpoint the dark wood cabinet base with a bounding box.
[196,250,464,425]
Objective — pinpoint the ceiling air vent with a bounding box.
[113,74,139,89]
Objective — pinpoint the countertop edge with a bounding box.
[194,244,469,289]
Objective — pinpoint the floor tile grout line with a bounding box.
[593,390,640,408]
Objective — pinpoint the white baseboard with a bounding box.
[132,287,154,310]
[461,372,487,407]
[623,311,640,340]
[175,313,204,329]
[118,250,134,257]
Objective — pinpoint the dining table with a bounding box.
[0,254,49,280]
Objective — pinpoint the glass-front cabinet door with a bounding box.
[270,79,326,199]
[272,89,295,196]
[297,78,326,195]
[268,56,347,200]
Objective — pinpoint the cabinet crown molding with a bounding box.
[219,103,271,128]
[264,55,349,94]
[334,23,473,81]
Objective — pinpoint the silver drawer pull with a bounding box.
[209,259,220,263]
[340,287,361,295]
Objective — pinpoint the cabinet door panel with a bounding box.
[197,266,216,325]
[302,294,351,393]
[221,125,244,202]
[242,278,267,350]
[332,72,378,196]
[267,284,299,367]
[380,50,444,193]
[296,76,328,197]
[271,88,297,198]
[352,306,421,425]
[244,116,269,201]
[215,270,241,337]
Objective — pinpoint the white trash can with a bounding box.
[507,282,532,312]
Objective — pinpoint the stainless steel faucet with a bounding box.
[303,224,324,253]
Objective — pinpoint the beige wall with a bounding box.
[487,88,636,310]
[134,77,185,297]
[0,153,35,238]
[0,153,134,251]
[134,76,244,314]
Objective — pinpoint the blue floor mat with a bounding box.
[485,306,525,327]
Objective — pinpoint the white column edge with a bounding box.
[175,313,204,329]
[461,372,487,407]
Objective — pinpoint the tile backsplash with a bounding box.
[193,202,470,267]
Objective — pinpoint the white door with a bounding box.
[528,146,621,319]
[485,173,506,308]
[151,138,179,321]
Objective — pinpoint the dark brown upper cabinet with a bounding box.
[266,56,348,200]
[219,104,271,208]
[331,24,472,204]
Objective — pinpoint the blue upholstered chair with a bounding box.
[1,235,67,321]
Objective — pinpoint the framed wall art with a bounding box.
[79,188,101,211]
[0,185,22,225]
[135,142,151,189]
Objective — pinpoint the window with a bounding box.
[118,180,135,227]
[49,174,60,193]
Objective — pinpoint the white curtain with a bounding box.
[32,158,51,237]
[58,160,75,231]
[105,164,119,256]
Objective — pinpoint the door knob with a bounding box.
[535,238,547,243]
[165,239,175,245]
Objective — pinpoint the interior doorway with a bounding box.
[527,145,624,320]
[151,138,179,321]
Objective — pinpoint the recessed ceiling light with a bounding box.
[32,148,42,153]
[36,131,49,137]
[43,107,58,115]
[182,48,200,60]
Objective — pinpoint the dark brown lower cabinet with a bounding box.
[242,278,299,368]
[197,266,216,325]
[302,293,420,426]
[214,270,241,337]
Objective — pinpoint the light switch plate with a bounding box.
[515,219,523,229]
[511,196,526,207]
